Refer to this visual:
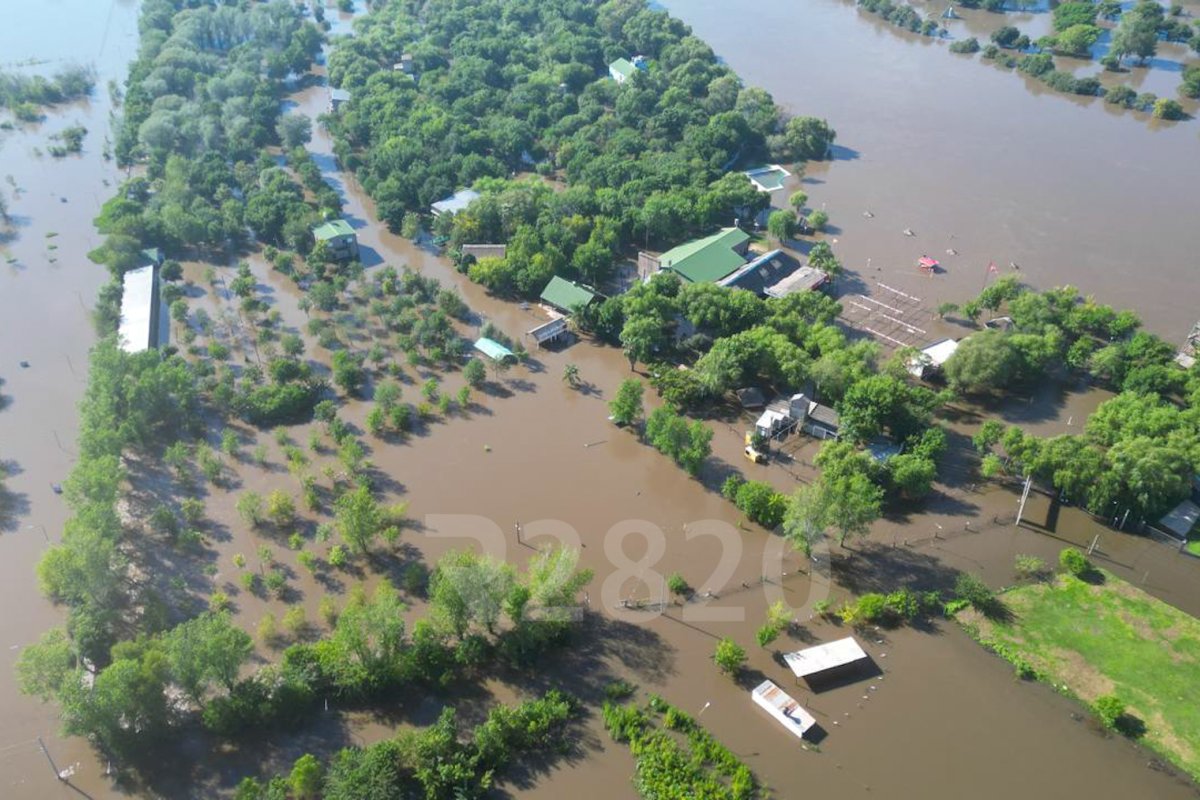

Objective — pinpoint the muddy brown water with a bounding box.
[2,1,1199,797]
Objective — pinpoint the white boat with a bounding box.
[751,679,817,740]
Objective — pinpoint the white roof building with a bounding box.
[907,338,960,379]
[784,637,869,680]
[431,188,480,216]
[752,680,817,739]
[118,264,160,354]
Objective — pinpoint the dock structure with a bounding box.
[751,680,817,740]
[784,636,869,682]
[118,263,161,354]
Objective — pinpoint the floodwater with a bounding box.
[663,0,1200,342]
[1,1,1199,798]
[0,0,141,795]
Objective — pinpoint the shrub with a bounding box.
[666,572,689,596]
[258,613,280,646]
[756,623,780,648]
[1093,694,1125,729]
[1059,547,1090,577]
[949,37,981,54]
[713,638,746,676]
[1014,554,1047,581]
[604,680,636,702]
[954,573,996,611]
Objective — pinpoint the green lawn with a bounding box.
[964,572,1200,780]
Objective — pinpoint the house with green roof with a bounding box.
[312,219,359,261]
[539,275,598,314]
[654,227,752,284]
[609,55,647,84]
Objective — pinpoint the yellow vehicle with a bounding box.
[743,432,768,463]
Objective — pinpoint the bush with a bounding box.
[949,38,981,54]
[1059,547,1091,577]
[1093,694,1125,729]
[713,638,746,676]
[1014,554,1047,581]
[666,572,689,596]
[755,623,780,648]
[954,573,997,614]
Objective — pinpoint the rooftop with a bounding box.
[784,637,869,679]
[609,58,637,80]
[1160,499,1200,538]
[474,337,516,363]
[539,275,597,312]
[431,188,480,216]
[312,219,355,240]
[659,227,751,284]
[765,264,828,298]
[330,87,351,102]
[118,265,158,354]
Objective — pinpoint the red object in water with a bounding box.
[917,256,939,270]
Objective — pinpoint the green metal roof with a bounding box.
[609,58,636,79]
[539,275,597,312]
[659,227,751,283]
[474,337,516,363]
[312,219,355,240]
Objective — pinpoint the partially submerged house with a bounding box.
[539,275,599,315]
[608,55,647,84]
[312,219,359,261]
[473,337,516,364]
[118,261,161,355]
[527,317,569,349]
[906,338,960,379]
[754,392,839,441]
[431,188,480,217]
[645,227,752,284]
[394,53,415,76]
[329,87,351,114]
[719,250,828,298]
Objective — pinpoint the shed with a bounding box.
[1159,499,1200,539]
[118,264,160,354]
[751,680,817,740]
[431,188,480,217]
[473,337,516,364]
[461,244,507,262]
[329,87,351,113]
[658,227,751,284]
[719,249,803,296]
[539,275,598,314]
[784,637,869,681]
[765,265,829,298]
[736,387,765,409]
[907,338,960,379]
[528,317,568,348]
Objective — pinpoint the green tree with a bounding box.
[464,358,486,388]
[289,754,323,800]
[713,638,747,675]
[943,331,1023,394]
[163,612,253,705]
[609,378,645,426]
[783,116,836,160]
[330,350,366,396]
[429,550,516,637]
[335,484,382,555]
[277,114,313,149]
[767,209,796,242]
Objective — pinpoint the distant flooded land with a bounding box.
[1,1,1198,800]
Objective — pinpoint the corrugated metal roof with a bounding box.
[313,219,354,240]
[462,244,507,261]
[539,275,596,312]
[660,227,750,284]
[474,337,516,363]
[784,637,868,678]
[431,188,480,216]
[609,58,636,79]
[119,265,157,354]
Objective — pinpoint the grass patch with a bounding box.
[961,572,1200,780]
[1187,535,1200,558]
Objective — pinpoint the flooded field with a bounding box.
[1,1,1199,799]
